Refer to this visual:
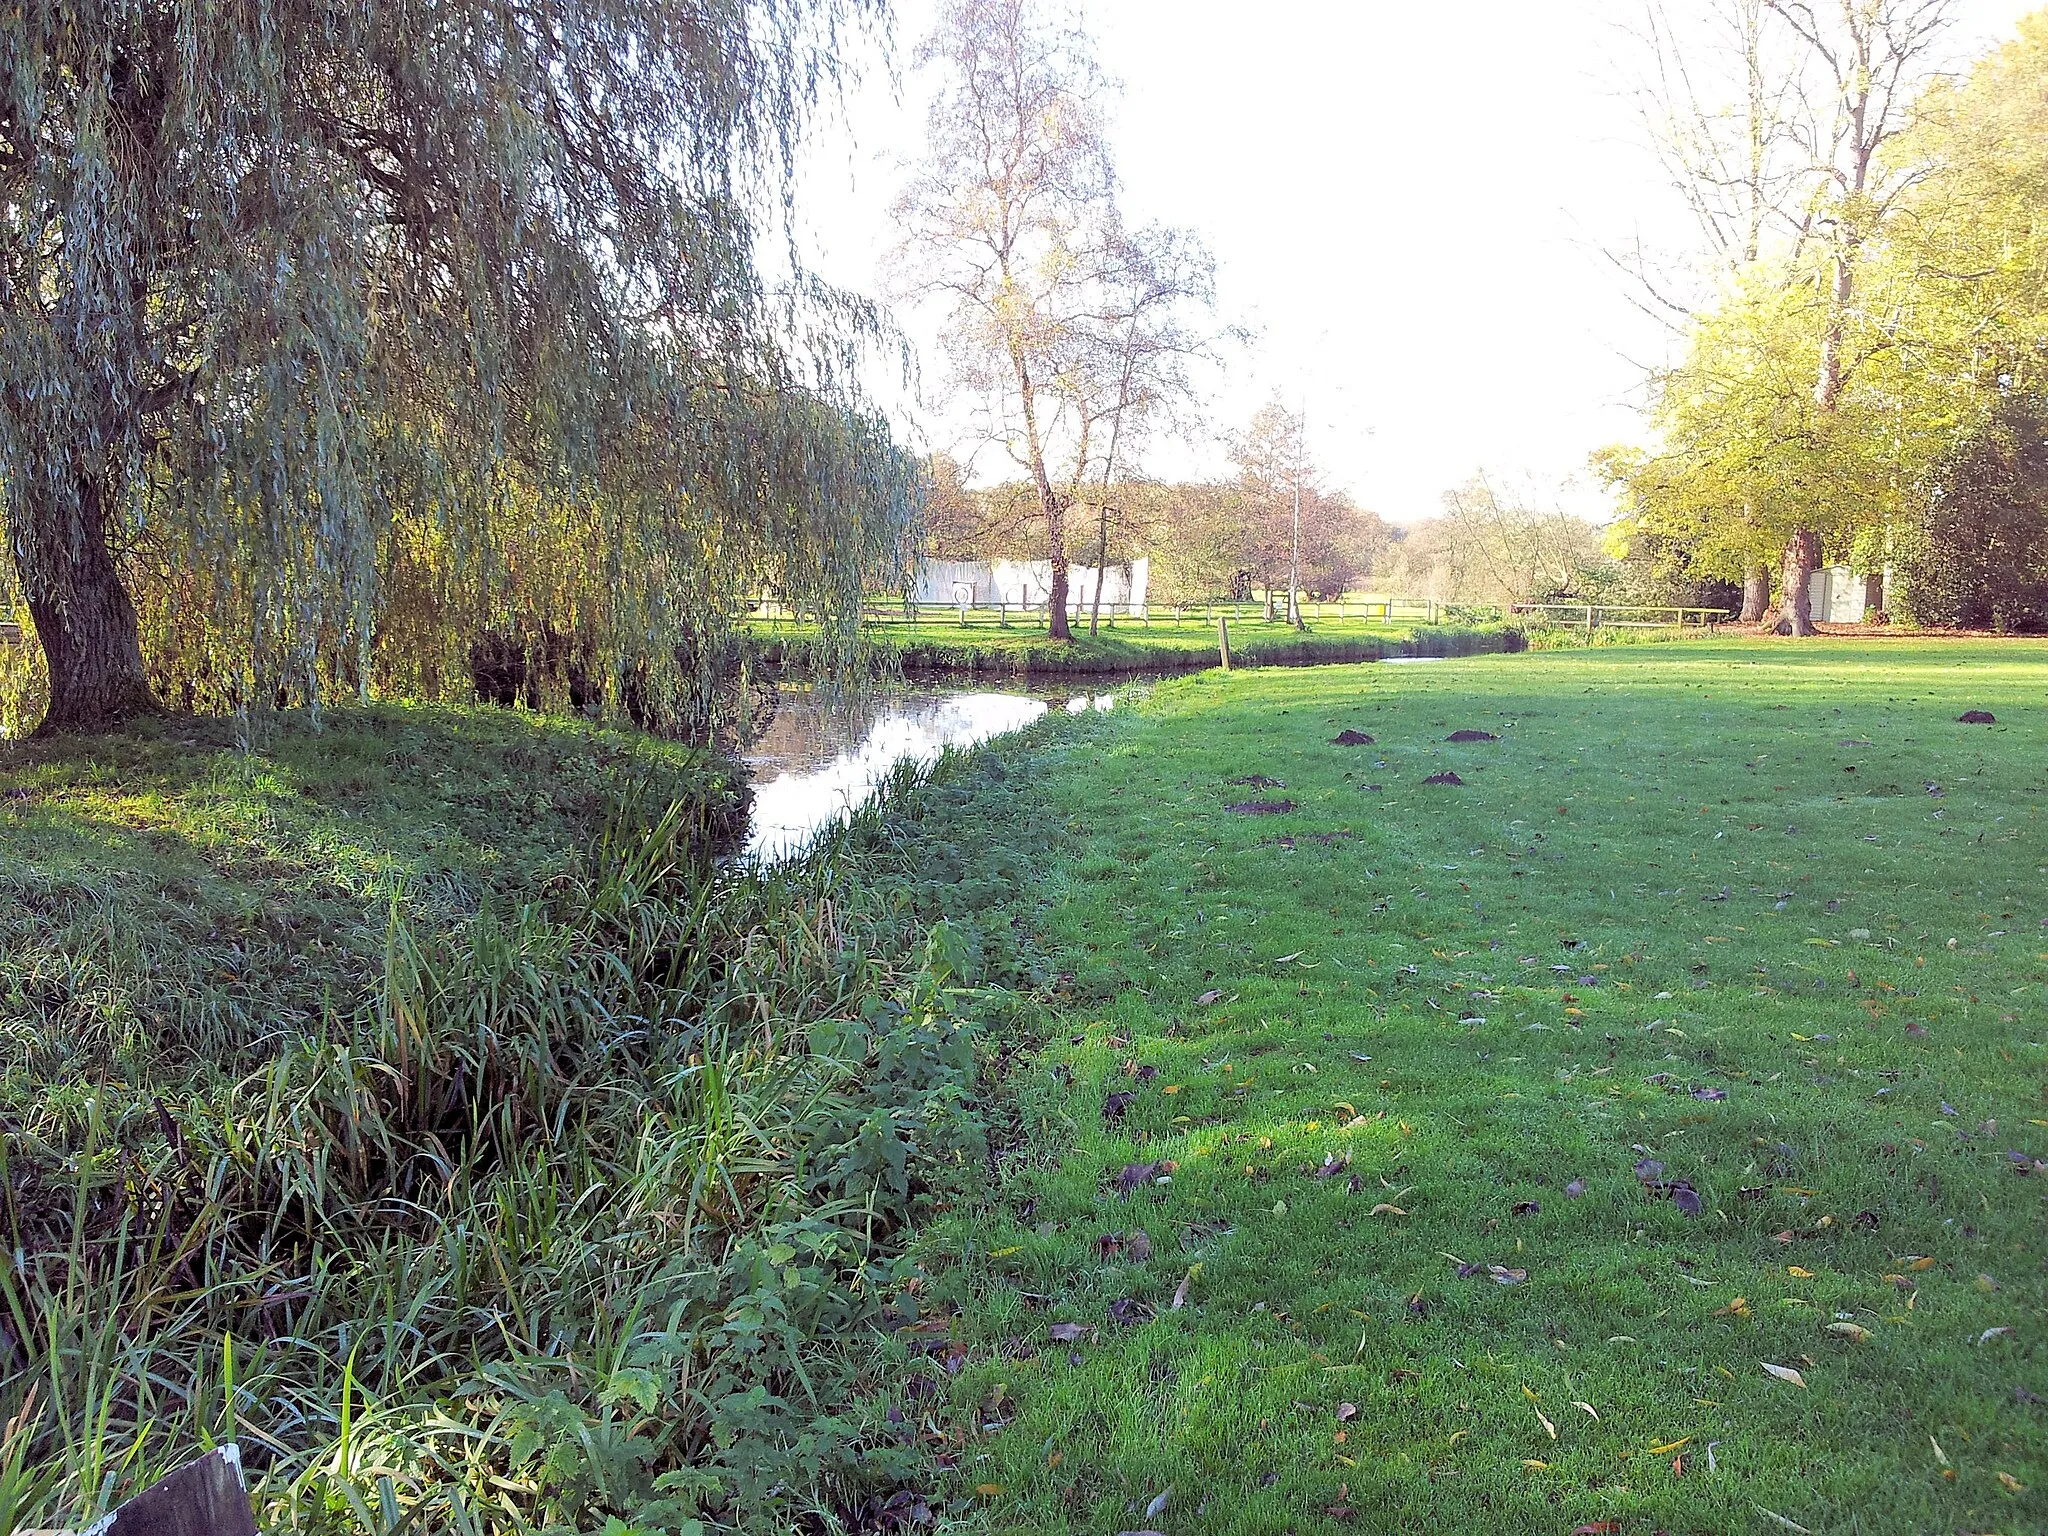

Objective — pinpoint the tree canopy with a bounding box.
[1606,5,2048,631]
[0,0,919,733]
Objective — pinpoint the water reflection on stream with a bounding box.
[743,681,1116,861]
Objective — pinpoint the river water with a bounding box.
[742,681,1118,861]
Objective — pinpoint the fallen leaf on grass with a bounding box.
[1125,1229,1153,1262]
[1572,1401,1599,1420]
[1999,1471,2026,1492]
[1787,1266,1815,1279]
[1196,989,1224,1006]
[1534,1405,1557,1440]
[1648,1438,1692,1456]
[1824,1321,1870,1343]
[1336,1401,1358,1421]
[1978,1325,2013,1345]
[1107,1296,1153,1327]
[1906,1255,1936,1271]
[1761,1362,1807,1388]
[1112,1160,1174,1194]
[1564,1178,1586,1199]
[1488,1265,1528,1285]
[1170,1266,1200,1310]
[1713,1297,1752,1319]
[1048,1322,1085,1343]
[1369,1203,1408,1218]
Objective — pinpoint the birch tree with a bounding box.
[891,0,1214,640]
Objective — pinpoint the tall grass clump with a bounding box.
[0,723,1042,1533]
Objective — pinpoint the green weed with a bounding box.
[0,704,1043,1532]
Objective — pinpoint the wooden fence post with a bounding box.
[1218,615,1232,671]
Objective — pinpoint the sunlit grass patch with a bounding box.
[909,638,2048,1534]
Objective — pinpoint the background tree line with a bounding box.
[1603,2,2048,633]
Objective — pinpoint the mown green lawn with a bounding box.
[915,639,2048,1535]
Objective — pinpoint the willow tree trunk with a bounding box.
[1776,528,1820,637]
[1739,563,1771,625]
[15,470,162,734]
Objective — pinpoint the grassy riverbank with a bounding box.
[0,706,1040,1532]
[752,616,1527,675]
[911,639,2048,1534]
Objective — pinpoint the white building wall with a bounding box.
[920,558,1148,616]
[1807,565,1886,622]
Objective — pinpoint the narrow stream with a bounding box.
[742,681,1118,861]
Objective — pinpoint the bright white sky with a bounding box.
[792,0,2040,526]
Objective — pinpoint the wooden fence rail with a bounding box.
[1511,602,1729,632]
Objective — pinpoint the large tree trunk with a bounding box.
[16,470,162,734]
[1739,563,1771,625]
[1046,549,1071,640]
[1775,527,1820,637]
[1044,493,1071,641]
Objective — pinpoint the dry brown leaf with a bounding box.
[1761,1361,1807,1388]
[1824,1321,1870,1343]
[1369,1202,1407,1217]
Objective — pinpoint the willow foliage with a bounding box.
[0,0,917,732]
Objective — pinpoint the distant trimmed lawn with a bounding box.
[746,613,1522,673]
[915,639,2048,1535]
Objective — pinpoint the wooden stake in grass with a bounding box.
[1219,615,1232,671]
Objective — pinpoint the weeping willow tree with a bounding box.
[0,0,917,735]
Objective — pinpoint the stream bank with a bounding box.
[752,617,1527,677]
